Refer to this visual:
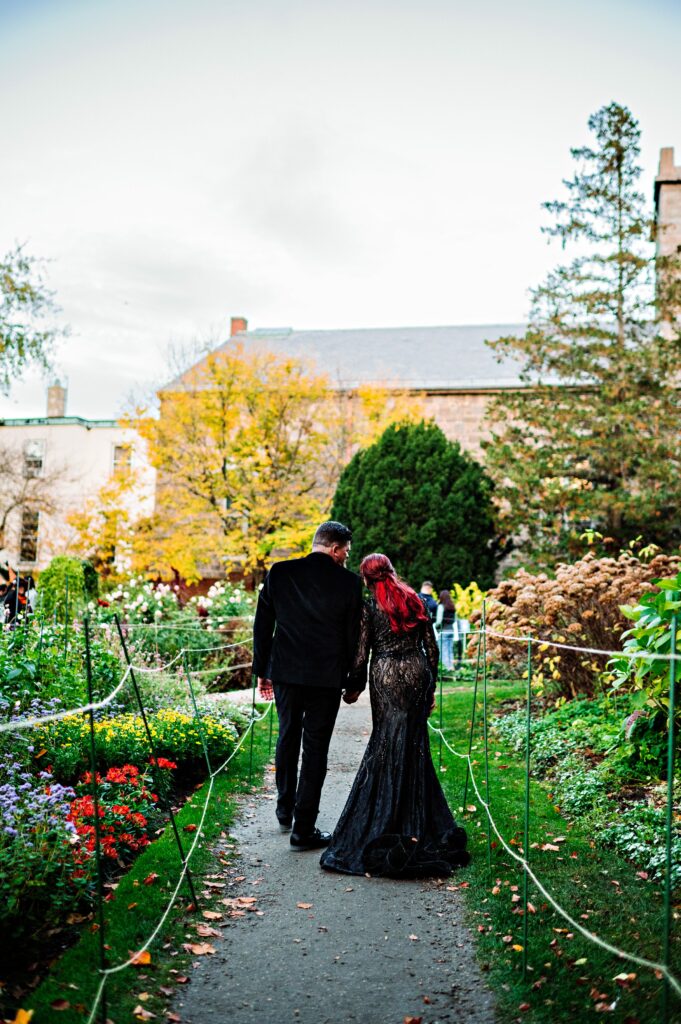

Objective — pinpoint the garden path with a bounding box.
[174,693,497,1024]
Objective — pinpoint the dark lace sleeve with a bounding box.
[422,619,440,683]
[347,601,372,692]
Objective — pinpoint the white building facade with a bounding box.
[0,385,155,574]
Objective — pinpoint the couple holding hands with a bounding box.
[252,521,470,878]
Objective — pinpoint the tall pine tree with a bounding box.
[331,420,499,589]
[484,103,681,565]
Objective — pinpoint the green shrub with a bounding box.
[37,556,92,622]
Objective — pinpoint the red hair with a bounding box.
[360,553,430,634]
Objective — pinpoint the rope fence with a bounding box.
[431,602,680,1019]
[0,610,269,1024]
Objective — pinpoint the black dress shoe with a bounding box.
[290,828,332,851]
[278,818,292,833]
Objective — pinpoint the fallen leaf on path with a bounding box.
[182,943,216,956]
[166,1014,181,1023]
[404,1017,423,1024]
[408,934,419,941]
[296,902,313,910]
[196,924,220,938]
[202,910,223,920]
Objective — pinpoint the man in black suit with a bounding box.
[253,521,363,850]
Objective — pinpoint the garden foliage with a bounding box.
[478,551,681,697]
[38,556,97,622]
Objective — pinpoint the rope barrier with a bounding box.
[0,637,253,731]
[0,668,132,733]
[427,719,681,997]
[482,626,681,662]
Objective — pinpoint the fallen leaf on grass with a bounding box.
[541,844,560,852]
[129,950,152,966]
[296,902,313,910]
[182,943,216,956]
[171,975,190,984]
[202,910,223,920]
[50,1000,70,1011]
[502,935,513,943]
[143,874,159,886]
[636,871,649,880]
[512,944,523,952]
[128,902,138,910]
[10,1012,33,1024]
[183,824,197,833]
[133,1006,156,1020]
[614,972,637,986]
[519,1003,531,1012]
[527,902,536,914]
[196,924,220,938]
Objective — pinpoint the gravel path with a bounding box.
[175,693,497,1024]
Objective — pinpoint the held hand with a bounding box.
[343,690,361,705]
[258,677,274,701]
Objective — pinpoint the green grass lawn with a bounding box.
[23,710,275,1024]
[432,681,681,1024]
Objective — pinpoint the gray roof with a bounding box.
[168,323,529,391]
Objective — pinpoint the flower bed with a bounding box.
[36,707,241,783]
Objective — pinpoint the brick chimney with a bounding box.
[47,382,67,418]
[230,316,248,337]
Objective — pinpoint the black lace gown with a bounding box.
[320,601,470,878]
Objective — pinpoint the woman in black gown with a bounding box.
[320,553,470,878]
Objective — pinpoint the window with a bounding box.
[23,440,45,478]
[112,443,132,475]
[19,508,39,563]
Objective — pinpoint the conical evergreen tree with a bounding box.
[331,420,498,589]
[484,103,681,565]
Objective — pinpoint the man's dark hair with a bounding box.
[313,521,352,547]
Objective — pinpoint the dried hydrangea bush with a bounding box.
[473,552,681,697]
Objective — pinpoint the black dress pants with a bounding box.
[273,682,342,834]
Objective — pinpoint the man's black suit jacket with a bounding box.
[252,552,363,689]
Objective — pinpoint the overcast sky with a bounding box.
[1,0,680,419]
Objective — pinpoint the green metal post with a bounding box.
[84,617,108,1024]
[64,574,69,658]
[114,617,199,909]
[662,613,677,1023]
[248,673,257,785]
[183,652,212,774]
[438,640,444,771]
[268,698,275,756]
[462,627,483,810]
[481,600,492,868]
[523,636,532,979]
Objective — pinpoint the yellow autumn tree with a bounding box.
[66,466,153,582]
[135,343,421,582]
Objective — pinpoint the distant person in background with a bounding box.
[4,578,28,627]
[456,614,470,668]
[26,576,38,614]
[435,589,457,671]
[418,581,437,622]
